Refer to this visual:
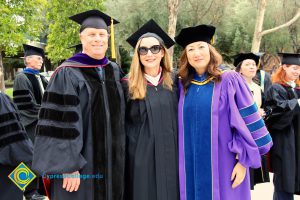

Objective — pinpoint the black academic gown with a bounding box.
[250,86,270,189]
[13,71,48,141]
[122,77,179,200]
[0,92,33,200]
[254,69,272,94]
[32,60,125,200]
[265,83,300,194]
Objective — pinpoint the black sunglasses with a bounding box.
[138,45,162,55]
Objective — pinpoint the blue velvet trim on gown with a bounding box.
[183,73,214,200]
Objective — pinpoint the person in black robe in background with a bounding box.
[13,44,48,200]
[265,53,300,200]
[0,92,33,200]
[253,52,272,95]
[32,10,125,200]
[122,19,179,200]
[13,44,48,142]
[233,53,270,189]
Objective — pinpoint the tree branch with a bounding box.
[260,7,300,36]
[198,0,215,20]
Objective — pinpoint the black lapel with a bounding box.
[24,73,42,104]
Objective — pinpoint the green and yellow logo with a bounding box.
[8,162,36,191]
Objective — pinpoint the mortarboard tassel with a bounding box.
[257,59,261,69]
[211,36,215,45]
[110,18,116,59]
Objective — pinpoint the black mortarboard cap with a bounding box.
[126,19,175,49]
[23,44,45,57]
[175,24,216,48]
[69,9,119,32]
[278,53,300,65]
[68,43,83,54]
[233,53,260,67]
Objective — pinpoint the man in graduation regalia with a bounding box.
[0,91,34,200]
[13,44,48,200]
[32,10,125,200]
[13,44,48,142]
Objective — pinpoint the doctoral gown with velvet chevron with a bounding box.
[0,92,33,200]
[178,71,273,200]
[13,69,48,141]
[32,53,125,200]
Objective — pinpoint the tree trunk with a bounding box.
[0,52,6,93]
[251,0,266,53]
[167,0,181,66]
[252,0,300,53]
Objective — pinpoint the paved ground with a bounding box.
[23,173,299,200]
[251,173,300,200]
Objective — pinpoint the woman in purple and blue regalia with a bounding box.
[175,24,273,200]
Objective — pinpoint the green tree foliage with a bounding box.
[2,0,298,70]
[213,0,298,58]
[104,0,170,50]
[0,0,46,54]
[0,0,46,91]
[45,0,106,64]
[261,0,300,52]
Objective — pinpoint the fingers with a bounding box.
[230,168,236,181]
[231,163,247,189]
[62,171,80,192]
[232,174,244,189]
[69,178,80,192]
[74,177,80,192]
[69,179,76,192]
[63,177,80,192]
[232,179,239,189]
[63,177,67,189]
[231,169,236,181]
[66,178,72,192]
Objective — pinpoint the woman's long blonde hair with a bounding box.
[178,44,222,92]
[128,38,173,100]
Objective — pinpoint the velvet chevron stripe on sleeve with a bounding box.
[239,102,272,154]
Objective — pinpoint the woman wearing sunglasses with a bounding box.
[122,19,179,200]
[175,25,272,200]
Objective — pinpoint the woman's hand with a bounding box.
[231,162,246,189]
[62,171,80,192]
[258,108,265,117]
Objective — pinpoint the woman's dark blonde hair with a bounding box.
[128,38,173,100]
[178,43,222,91]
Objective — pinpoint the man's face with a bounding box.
[25,55,43,70]
[80,28,109,59]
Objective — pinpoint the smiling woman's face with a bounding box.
[138,37,164,70]
[186,41,210,73]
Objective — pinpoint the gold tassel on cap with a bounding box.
[257,59,261,69]
[210,36,215,45]
[110,18,116,59]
